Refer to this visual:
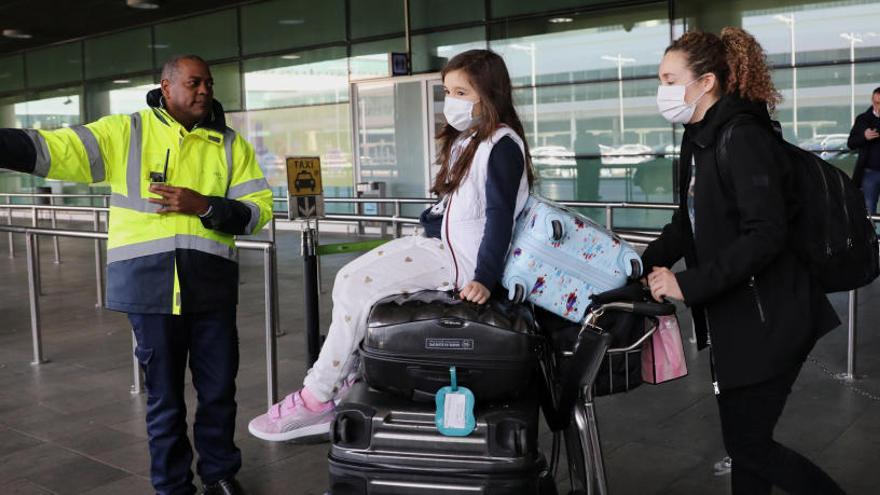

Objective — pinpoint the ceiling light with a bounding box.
[113,79,131,84]
[148,43,169,49]
[548,17,573,24]
[278,19,305,26]
[126,0,161,10]
[2,29,32,39]
[280,54,301,60]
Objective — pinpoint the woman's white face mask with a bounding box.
[444,96,478,131]
[656,76,708,124]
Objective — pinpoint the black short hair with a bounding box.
[161,55,208,82]
[874,86,880,96]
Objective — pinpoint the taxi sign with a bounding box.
[286,156,323,197]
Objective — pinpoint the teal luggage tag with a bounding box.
[435,366,476,437]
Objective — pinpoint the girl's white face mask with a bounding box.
[444,96,477,131]
[656,76,708,124]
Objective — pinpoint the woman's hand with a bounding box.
[647,267,684,302]
[460,281,491,304]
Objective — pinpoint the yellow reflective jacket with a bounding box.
[22,91,272,314]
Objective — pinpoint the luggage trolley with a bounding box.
[327,288,674,495]
[542,296,675,495]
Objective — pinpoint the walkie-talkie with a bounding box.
[150,149,170,183]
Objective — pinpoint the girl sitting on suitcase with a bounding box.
[249,49,535,442]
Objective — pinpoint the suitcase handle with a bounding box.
[334,415,350,444]
[546,217,565,241]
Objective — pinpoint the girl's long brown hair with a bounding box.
[432,49,535,196]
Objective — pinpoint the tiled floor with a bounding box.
[0,224,878,494]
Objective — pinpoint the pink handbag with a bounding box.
[641,315,688,384]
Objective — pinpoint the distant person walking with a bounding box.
[847,86,880,214]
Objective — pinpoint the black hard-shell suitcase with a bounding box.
[360,290,542,402]
[328,381,556,495]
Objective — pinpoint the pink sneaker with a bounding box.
[248,390,335,442]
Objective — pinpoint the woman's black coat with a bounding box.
[641,95,840,391]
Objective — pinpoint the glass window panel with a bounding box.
[15,87,82,129]
[0,54,25,93]
[241,0,345,55]
[227,104,354,213]
[354,80,429,215]
[773,62,880,178]
[409,0,484,30]
[350,0,404,39]
[489,5,670,86]
[85,76,155,121]
[85,28,152,79]
[516,79,674,209]
[350,38,407,81]
[154,10,238,64]
[740,2,880,66]
[244,47,348,110]
[411,27,487,74]
[212,62,242,112]
[492,0,609,19]
[26,43,82,88]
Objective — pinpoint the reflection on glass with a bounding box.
[153,10,238,63]
[489,6,670,85]
[25,43,82,88]
[227,104,354,213]
[773,62,879,177]
[0,55,25,93]
[742,3,880,66]
[350,38,407,81]
[244,49,348,110]
[354,81,428,215]
[84,28,151,79]
[15,91,81,129]
[410,28,486,73]
[86,78,155,120]
[513,79,672,151]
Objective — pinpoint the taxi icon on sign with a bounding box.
[294,170,316,192]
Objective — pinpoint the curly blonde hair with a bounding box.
[667,27,781,110]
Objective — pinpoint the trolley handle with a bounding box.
[592,300,676,318]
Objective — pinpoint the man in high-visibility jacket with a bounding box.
[0,55,272,495]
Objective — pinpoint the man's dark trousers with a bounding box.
[130,308,242,495]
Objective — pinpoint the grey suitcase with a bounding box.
[328,381,555,494]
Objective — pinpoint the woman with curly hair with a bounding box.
[643,28,846,494]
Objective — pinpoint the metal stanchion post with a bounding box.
[356,200,365,235]
[131,332,143,394]
[271,239,284,338]
[26,233,46,365]
[837,289,859,382]
[6,197,14,258]
[264,244,279,408]
[316,218,324,295]
[269,215,276,243]
[393,201,402,238]
[93,209,105,308]
[604,206,613,230]
[50,198,60,264]
[32,207,42,295]
[302,222,321,368]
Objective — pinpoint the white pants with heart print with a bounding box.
[303,234,456,402]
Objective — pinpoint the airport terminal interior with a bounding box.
[1,0,880,494]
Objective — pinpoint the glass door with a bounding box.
[351,74,441,215]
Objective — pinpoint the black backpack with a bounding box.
[718,115,880,293]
